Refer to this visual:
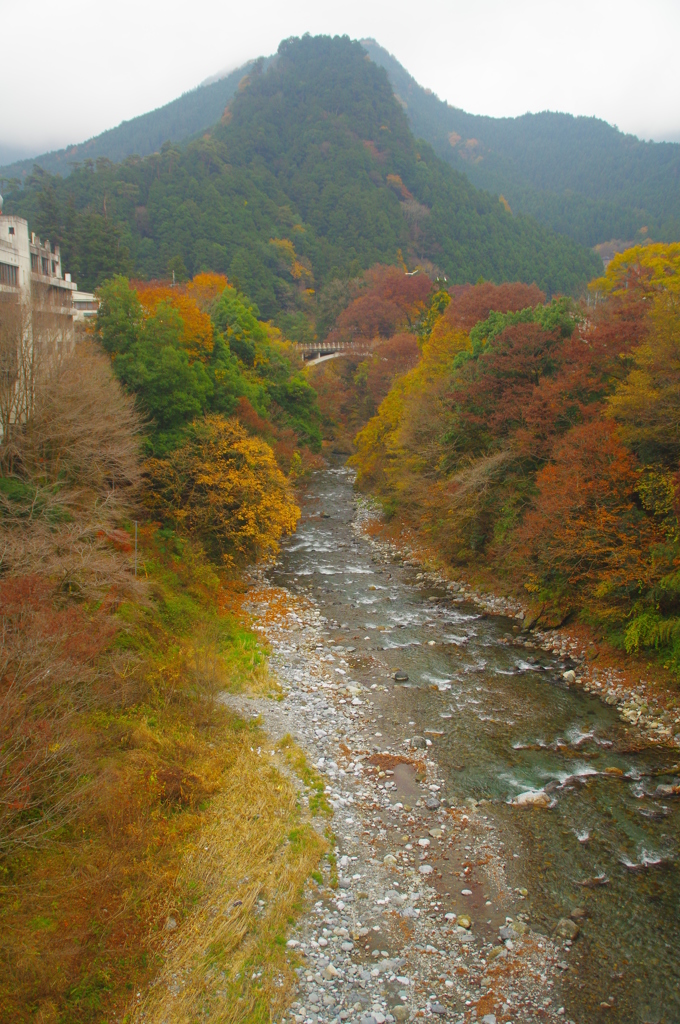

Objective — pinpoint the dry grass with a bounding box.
[130,728,327,1024]
[0,340,328,1024]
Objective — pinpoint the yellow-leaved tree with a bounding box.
[145,415,300,569]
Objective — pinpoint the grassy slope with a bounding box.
[0,523,329,1024]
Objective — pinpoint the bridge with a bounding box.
[295,343,372,366]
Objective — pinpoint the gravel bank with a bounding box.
[222,576,582,1024]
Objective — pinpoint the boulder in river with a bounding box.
[457,914,472,929]
[513,789,551,808]
[426,795,441,810]
[394,670,409,682]
[410,735,427,749]
[653,783,680,798]
[554,917,580,940]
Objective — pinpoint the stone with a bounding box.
[481,1016,497,1024]
[461,888,473,896]
[654,783,680,798]
[339,878,351,889]
[341,941,354,951]
[417,838,430,848]
[419,864,433,875]
[430,1004,446,1015]
[513,789,551,808]
[487,946,505,961]
[570,907,586,920]
[383,854,398,867]
[394,670,409,682]
[562,670,576,684]
[164,916,177,931]
[410,736,427,749]
[457,914,472,929]
[392,1008,409,1022]
[554,917,580,940]
[324,964,339,979]
[425,796,441,810]
[308,992,321,1005]
[429,828,443,838]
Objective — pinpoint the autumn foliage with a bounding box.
[145,415,300,569]
[350,250,680,670]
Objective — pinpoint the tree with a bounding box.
[145,414,300,569]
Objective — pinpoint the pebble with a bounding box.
[220,492,578,1024]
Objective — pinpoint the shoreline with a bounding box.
[353,496,680,755]
[232,571,579,1024]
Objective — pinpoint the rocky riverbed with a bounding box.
[226,465,679,1024]
[353,500,680,754]
[224,581,576,1024]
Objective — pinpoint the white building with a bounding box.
[0,208,77,312]
[72,290,99,322]
[0,199,82,442]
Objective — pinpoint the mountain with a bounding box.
[4,38,678,253]
[362,40,680,247]
[3,35,600,323]
[0,62,256,182]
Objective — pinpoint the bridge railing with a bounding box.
[295,342,372,359]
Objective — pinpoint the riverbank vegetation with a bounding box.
[0,272,325,1020]
[345,243,680,677]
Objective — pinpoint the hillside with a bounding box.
[0,61,254,181]
[4,38,678,255]
[3,36,599,328]
[362,39,680,247]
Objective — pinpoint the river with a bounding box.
[268,465,679,1024]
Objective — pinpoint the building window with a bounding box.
[0,263,18,286]
[41,257,49,275]
[8,226,14,236]
[51,260,56,275]
[31,253,38,272]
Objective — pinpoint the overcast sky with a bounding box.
[2,0,679,157]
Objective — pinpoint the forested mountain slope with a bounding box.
[362,39,680,247]
[4,36,599,330]
[0,61,254,181]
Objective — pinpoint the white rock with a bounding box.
[513,789,551,808]
[419,864,433,875]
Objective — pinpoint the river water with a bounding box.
[269,466,679,1024]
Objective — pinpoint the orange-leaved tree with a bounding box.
[134,279,217,363]
[516,419,660,605]
[145,415,300,569]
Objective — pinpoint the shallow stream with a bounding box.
[269,466,679,1024]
